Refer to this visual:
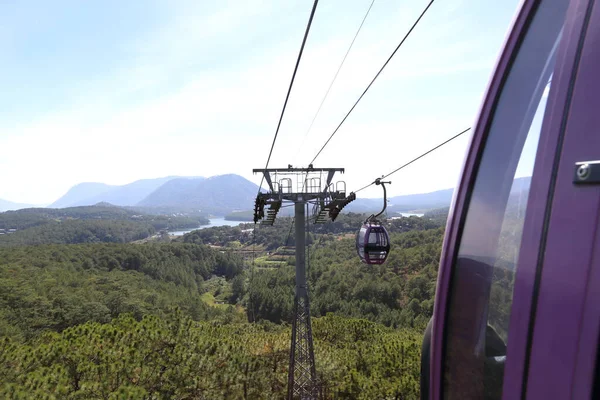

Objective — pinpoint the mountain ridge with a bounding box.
[344,176,531,214]
[48,174,258,216]
[44,175,533,218]
[0,198,35,212]
[50,182,117,208]
[137,174,258,215]
[50,176,198,208]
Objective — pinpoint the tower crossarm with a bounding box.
[252,167,345,225]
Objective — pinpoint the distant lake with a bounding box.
[399,212,424,217]
[169,218,245,236]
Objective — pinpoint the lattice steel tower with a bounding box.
[252,166,355,400]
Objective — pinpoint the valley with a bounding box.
[0,174,529,397]
[0,203,446,398]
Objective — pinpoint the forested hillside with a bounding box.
[247,228,443,330]
[0,220,155,246]
[180,212,443,249]
[0,313,421,398]
[0,211,447,398]
[0,243,244,339]
[0,203,209,239]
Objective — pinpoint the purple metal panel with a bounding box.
[429,0,536,398]
[526,1,600,397]
[571,221,600,398]
[502,0,591,397]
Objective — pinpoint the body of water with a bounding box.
[169,218,246,236]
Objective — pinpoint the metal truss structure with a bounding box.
[252,166,355,399]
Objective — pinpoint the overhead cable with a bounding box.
[285,217,296,247]
[354,127,471,193]
[294,0,376,163]
[310,0,435,165]
[256,0,320,198]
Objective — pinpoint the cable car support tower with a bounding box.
[253,166,355,399]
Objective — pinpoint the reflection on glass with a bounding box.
[488,76,552,342]
[442,0,567,397]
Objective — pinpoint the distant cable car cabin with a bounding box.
[356,178,391,265]
[356,222,390,264]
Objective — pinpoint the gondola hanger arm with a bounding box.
[366,178,392,222]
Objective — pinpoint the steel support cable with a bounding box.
[282,217,296,267]
[310,0,435,165]
[306,203,310,283]
[256,0,320,198]
[353,127,471,193]
[305,204,322,290]
[294,0,376,163]
[250,217,295,320]
[248,223,258,323]
[250,227,256,323]
[285,217,296,247]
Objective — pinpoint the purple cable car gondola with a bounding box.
[419,0,600,399]
[356,221,390,265]
[356,178,391,265]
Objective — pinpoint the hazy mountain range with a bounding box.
[46,174,257,216]
[345,188,455,214]
[49,176,188,208]
[137,175,258,211]
[0,199,36,213]
[0,175,532,217]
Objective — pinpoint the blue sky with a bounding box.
[0,0,521,204]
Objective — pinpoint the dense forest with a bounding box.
[180,213,441,250]
[0,242,244,339]
[0,313,422,398]
[0,204,211,248]
[225,210,254,221]
[246,228,442,330]
[0,208,450,398]
[0,220,155,246]
[0,204,209,231]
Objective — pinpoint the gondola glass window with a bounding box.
[358,227,366,259]
[442,1,569,399]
